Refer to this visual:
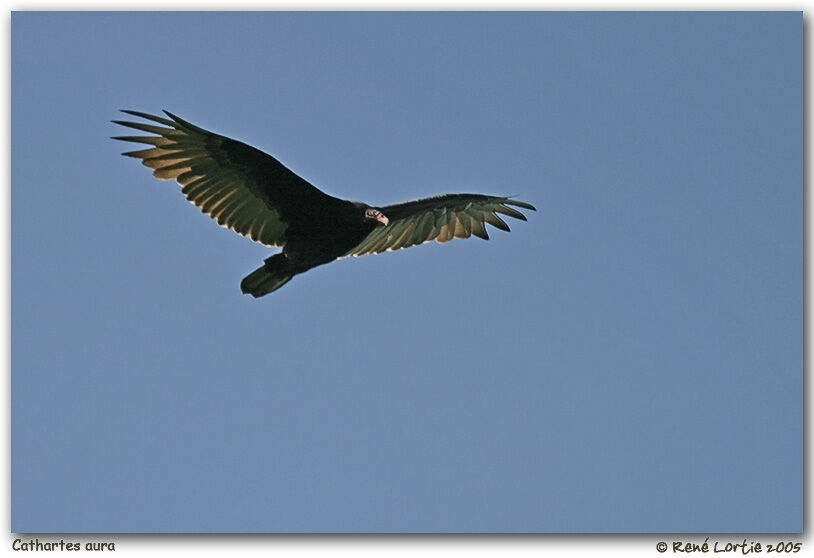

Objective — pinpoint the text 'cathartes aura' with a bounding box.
[113,111,535,297]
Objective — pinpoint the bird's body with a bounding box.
[113,111,535,297]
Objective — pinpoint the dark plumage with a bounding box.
[113,110,536,297]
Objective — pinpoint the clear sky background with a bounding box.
[11,12,801,533]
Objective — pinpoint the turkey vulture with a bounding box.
[113,110,535,297]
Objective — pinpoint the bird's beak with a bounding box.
[377,214,390,226]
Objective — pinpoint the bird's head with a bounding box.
[364,207,389,226]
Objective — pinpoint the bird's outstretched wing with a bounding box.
[345,194,535,256]
[112,110,341,247]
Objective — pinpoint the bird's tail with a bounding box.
[240,254,294,298]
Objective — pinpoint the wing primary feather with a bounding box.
[122,147,159,158]
[505,199,536,211]
[152,159,204,173]
[143,149,208,162]
[484,212,511,232]
[112,135,169,146]
[141,156,185,170]
[470,218,490,240]
[163,110,210,134]
[111,120,172,135]
[153,166,190,180]
[495,204,527,221]
[119,110,177,127]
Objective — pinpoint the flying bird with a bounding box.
[113,111,535,297]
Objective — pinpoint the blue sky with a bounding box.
[11,12,801,533]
